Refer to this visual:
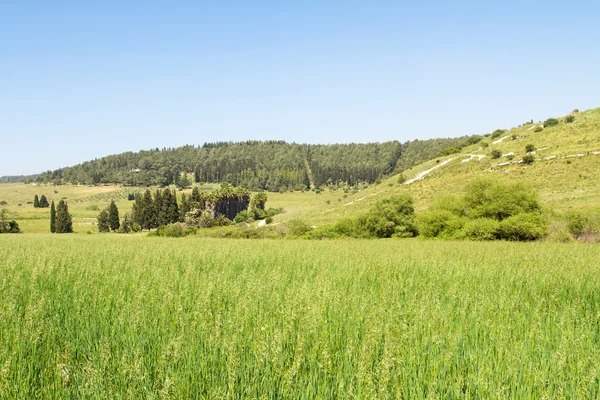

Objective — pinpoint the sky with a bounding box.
[1,1,600,176]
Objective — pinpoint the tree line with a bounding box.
[35,138,480,190]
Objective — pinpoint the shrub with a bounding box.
[0,201,7,206]
[234,210,250,223]
[481,142,489,148]
[490,149,502,159]
[397,174,407,184]
[511,134,518,140]
[522,154,535,164]
[544,118,559,127]
[564,115,575,123]
[265,216,273,224]
[498,213,548,241]
[214,214,232,227]
[416,210,465,238]
[525,144,535,153]
[546,221,574,243]
[463,178,541,220]
[565,211,588,237]
[572,109,579,113]
[157,222,187,237]
[287,219,312,237]
[533,126,543,133]
[132,223,141,233]
[491,129,505,139]
[460,218,500,241]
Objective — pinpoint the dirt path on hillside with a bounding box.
[404,158,456,185]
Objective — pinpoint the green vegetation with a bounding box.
[565,114,575,123]
[544,117,559,127]
[1,236,600,397]
[490,149,502,159]
[35,138,482,190]
[525,143,535,153]
[0,208,20,233]
[55,199,73,233]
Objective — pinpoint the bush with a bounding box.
[498,213,548,241]
[214,214,232,227]
[490,149,502,159]
[460,218,500,241]
[564,115,575,123]
[397,174,407,184]
[533,126,543,133]
[0,201,7,206]
[265,216,273,224]
[157,223,187,237]
[546,221,574,243]
[416,210,465,239]
[481,142,489,148]
[544,118,559,127]
[491,129,505,139]
[522,154,535,164]
[132,223,141,233]
[234,211,250,223]
[287,219,312,237]
[525,144,535,153]
[463,178,541,220]
[565,211,588,237]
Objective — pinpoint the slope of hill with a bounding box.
[295,107,600,225]
[35,137,478,190]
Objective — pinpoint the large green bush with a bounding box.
[460,218,500,241]
[544,118,559,127]
[498,213,548,241]
[416,209,465,239]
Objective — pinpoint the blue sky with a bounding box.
[1,1,599,175]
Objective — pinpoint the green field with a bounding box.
[1,235,599,398]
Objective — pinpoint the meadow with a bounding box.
[1,235,599,398]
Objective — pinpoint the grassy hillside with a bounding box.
[300,107,600,225]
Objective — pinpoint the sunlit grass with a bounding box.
[1,236,599,398]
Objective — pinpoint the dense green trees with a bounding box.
[33,194,49,208]
[50,201,56,233]
[55,200,73,233]
[36,138,480,190]
[97,209,110,232]
[33,195,39,208]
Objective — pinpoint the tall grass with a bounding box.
[1,236,600,398]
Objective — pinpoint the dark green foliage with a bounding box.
[175,173,191,189]
[522,154,536,164]
[564,115,575,123]
[544,118,559,127]
[33,195,39,208]
[38,195,49,208]
[7,220,20,233]
[498,213,548,241]
[0,174,38,183]
[234,211,250,223]
[55,200,73,233]
[120,213,133,233]
[50,201,56,233]
[0,209,21,234]
[127,193,136,201]
[250,192,267,210]
[397,174,407,184]
[156,223,188,238]
[490,149,502,159]
[0,201,7,206]
[533,126,543,132]
[265,216,273,224]
[525,144,535,153]
[97,209,110,232]
[37,138,485,189]
[108,200,120,231]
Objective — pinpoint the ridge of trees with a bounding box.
[35,138,480,190]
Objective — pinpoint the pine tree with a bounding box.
[180,193,190,221]
[108,200,120,231]
[97,209,110,232]
[50,201,56,233]
[143,189,156,229]
[55,199,73,233]
[155,189,166,227]
[34,195,39,208]
[39,195,49,208]
[169,189,179,223]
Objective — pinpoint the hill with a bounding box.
[298,107,600,226]
[35,137,479,190]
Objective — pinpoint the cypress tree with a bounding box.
[34,195,39,208]
[143,189,155,230]
[169,189,179,223]
[180,193,190,221]
[155,189,165,227]
[50,201,56,233]
[39,195,49,208]
[55,199,73,233]
[108,200,120,231]
[97,209,110,232]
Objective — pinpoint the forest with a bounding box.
[35,137,480,190]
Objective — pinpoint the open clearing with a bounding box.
[1,235,600,398]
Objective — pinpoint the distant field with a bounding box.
[1,236,599,398]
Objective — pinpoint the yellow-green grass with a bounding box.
[1,235,600,398]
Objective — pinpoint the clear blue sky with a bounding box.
[2,1,599,175]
